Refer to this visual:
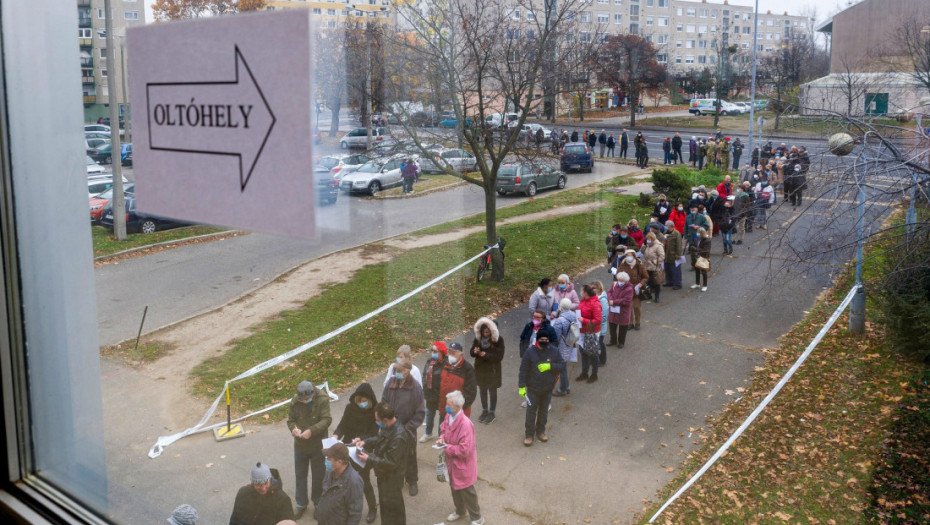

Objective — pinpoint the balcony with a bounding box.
[80,58,94,67]
[83,95,96,104]
[82,74,95,85]
[77,0,91,5]
[79,17,92,28]
[79,38,93,48]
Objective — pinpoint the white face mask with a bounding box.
[447,355,458,365]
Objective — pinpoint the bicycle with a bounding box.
[476,237,505,282]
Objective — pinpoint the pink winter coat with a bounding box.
[578,295,602,334]
[439,411,478,490]
[551,282,580,311]
[606,281,634,326]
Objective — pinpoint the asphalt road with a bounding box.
[95,159,639,346]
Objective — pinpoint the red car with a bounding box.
[89,183,133,224]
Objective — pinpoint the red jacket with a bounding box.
[716,181,732,199]
[669,209,687,234]
[438,360,477,418]
[628,228,644,248]
[578,295,602,334]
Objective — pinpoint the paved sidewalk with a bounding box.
[102,201,835,524]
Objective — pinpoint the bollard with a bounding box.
[849,286,866,335]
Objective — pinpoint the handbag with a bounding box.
[581,332,599,357]
[436,451,448,483]
[695,257,710,270]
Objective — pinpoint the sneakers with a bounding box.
[575,373,589,381]
[691,284,701,289]
[419,433,434,443]
[472,518,485,525]
[447,511,465,521]
[483,412,496,424]
[478,410,489,423]
[701,286,708,292]
[524,436,534,446]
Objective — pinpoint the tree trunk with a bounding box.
[329,101,341,137]
[484,184,505,281]
[629,88,636,127]
[579,93,585,122]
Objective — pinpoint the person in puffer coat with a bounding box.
[469,317,505,425]
[574,284,603,383]
[419,341,447,443]
[550,299,579,396]
[527,278,555,319]
[551,274,580,315]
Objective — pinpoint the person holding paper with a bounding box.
[381,361,425,498]
[518,332,564,446]
[332,383,379,523]
[642,233,666,304]
[663,221,683,290]
[287,380,332,518]
[612,249,648,331]
[355,403,409,525]
[469,317,505,425]
[436,391,484,525]
[606,270,634,348]
[315,442,364,525]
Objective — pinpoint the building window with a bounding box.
[699,40,707,48]
[743,27,750,34]
[676,40,682,48]
[657,35,667,44]
[686,40,694,48]
[79,28,92,38]
[527,10,536,20]
[580,12,590,23]
[699,25,707,33]
[511,9,521,20]
[658,17,668,26]
[630,23,639,34]
[506,29,520,40]
[99,48,106,58]
[711,9,717,18]
[629,6,638,16]
[567,11,575,22]
[527,29,536,41]
[580,31,591,43]
[646,16,653,26]
[767,19,773,26]
[598,13,609,23]
[327,20,336,27]
[687,8,696,17]
[614,0,623,4]
[675,55,682,63]
[733,26,739,33]
[614,14,623,24]
[676,7,683,15]
[101,68,107,77]
[685,55,694,64]
[698,55,706,63]
[646,0,653,5]
[327,9,335,15]
[676,23,683,32]
[700,8,708,18]
[598,0,609,4]
[597,32,608,43]
[657,53,667,63]
[687,24,695,32]
[734,13,741,20]
[658,0,668,6]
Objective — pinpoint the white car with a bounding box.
[314,153,372,182]
[87,175,129,199]
[420,148,478,174]
[84,124,111,134]
[339,155,416,196]
[339,127,390,149]
[518,123,553,142]
[86,156,107,175]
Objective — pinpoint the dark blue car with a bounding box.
[99,194,191,234]
[560,142,594,173]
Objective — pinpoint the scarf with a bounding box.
[480,336,491,350]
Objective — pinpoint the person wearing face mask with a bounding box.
[688,186,708,211]
[605,224,623,262]
[527,278,555,320]
[314,442,364,525]
[575,284,603,383]
[690,227,712,292]
[469,317,505,425]
[381,361,426,498]
[518,331,564,446]
[719,197,737,255]
[684,204,710,267]
[551,273,580,314]
[383,345,422,389]
[591,281,610,365]
[627,219,644,248]
[438,342,478,423]
[753,178,774,230]
[613,249,648,330]
[663,220,684,290]
[669,202,687,235]
[643,232,665,303]
[419,342,447,444]
[354,402,408,525]
[606,270,634,348]
[229,462,294,525]
[332,383,379,522]
[519,309,557,359]
[734,181,753,241]
[650,194,671,231]
[287,380,333,518]
[436,391,484,525]
[550,298,580,396]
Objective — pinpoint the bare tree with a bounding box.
[882,18,930,95]
[597,34,660,127]
[151,0,264,21]
[834,54,877,116]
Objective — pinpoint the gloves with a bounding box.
[518,387,526,398]
[537,362,551,373]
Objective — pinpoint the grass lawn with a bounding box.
[92,224,228,258]
[376,174,463,197]
[189,184,649,418]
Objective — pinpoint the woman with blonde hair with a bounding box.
[690,228,712,292]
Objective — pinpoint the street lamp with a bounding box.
[747,0,760,160]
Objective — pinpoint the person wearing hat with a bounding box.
[355,402,409,525]
[588,129,597,150]
[401,158,418,194]
[606,132,616,157]
[620,128,629,158]
[229,462,294,525]
[470,317,505,424]
[719,197,737,255]
[613,249,648,330]
[688,136,698,167]
[598,129,607,158]
[332,382,379,523]
[438,342,478,422]
[167,504,198,525]
[287,380,333,518]
[663,220,684,290]
[731,138,744,170]
[550,297,580,396]
[381,360,426,497]
[518,326,564,446]
[314,442,365,525]
[785,163,807,207]
[606,270,634,348]
[420,341,447,444]
[734,182,754,242]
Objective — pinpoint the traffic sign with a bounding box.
[128,11,315,238]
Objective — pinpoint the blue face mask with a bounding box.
[445,406,455,416]
[558,284,566,290]
[302,396,313,404]
[547,286,553,293]
[357,400,369,409]
[690,210,696,215]
[620,234,628,239]
[376,421,385,429]
[324,459,333,471]
[394,372,404,381]
[431,352,440,360]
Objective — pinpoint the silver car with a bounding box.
[420,148,478,174]
[495,162,566,197]
[339,127,390,149]
[339,155,416,196]
[314,153,372,181]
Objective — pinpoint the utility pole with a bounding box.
[747,0,760,162]
[104,0,126,240]
[119,33,131,144]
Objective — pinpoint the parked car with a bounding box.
[339,127,389,149]
[339,155,414,196]
[733,102,752,113]
[560,142,594,173]
[86,137,110,153]
[89,183,134,224]
[84,124,111,134]
[420,148,477,174]
[315,153,372,181]
[518,123,553,142]
[439,114,472,128]
[87,175,129,199]
[96,117,124,128]
[89,142,131,165]
[314,171,339,205]
[372,140,442,159]
[484,112,521,129]
[409,111,440,127]
[496,162,567,197]
[386,113,407,125]
[99,194,190,234]
[85,131,110,140]
[121,145,133,167]
[86,156,107,175]
[688,98,741,116]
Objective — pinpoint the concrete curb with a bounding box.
[373,180,469,200]
[94,230,243,264]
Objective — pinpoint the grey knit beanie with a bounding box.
[251,462,272,485]
[167,504,198,525]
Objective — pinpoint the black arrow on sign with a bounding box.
[146,46,276,192]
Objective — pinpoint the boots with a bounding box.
[608,323,619,346]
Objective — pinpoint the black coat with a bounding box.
[588,133,597,147]
[363,422,409,480]
[333,383,379,444]
[718,206,736,233]
[570,131,579,142]
[519,320,557,357]
[652,200,671,223]
[662,140,671,153]
[470,336,505,389]
[598,132,607,144]
[672,136,682,150]
[229,474,294,525]
[422,355,446,410]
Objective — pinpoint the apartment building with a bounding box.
[570,0,808,73]
[77,0,146,123]
[266,0,396,27]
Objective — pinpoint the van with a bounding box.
[689,99,742,116]
[484,112,521,129]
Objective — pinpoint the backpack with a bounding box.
[760,188,771,201]
[561,318,581,348]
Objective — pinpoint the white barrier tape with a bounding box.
[148,244,496,458]
[648,284,861,523]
